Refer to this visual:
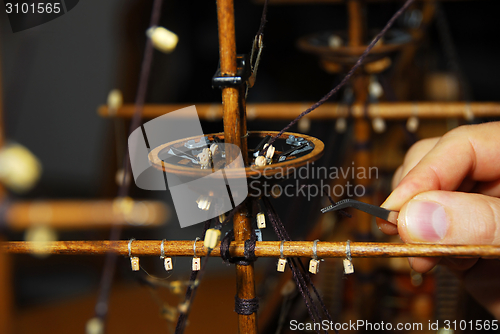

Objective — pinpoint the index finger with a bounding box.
[382,122,500,211]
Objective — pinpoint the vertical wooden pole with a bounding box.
[0,33,13,334]
[216,1,256,333]
[216,0,242,163]
[347,0,366,47]
[234,203,257,334]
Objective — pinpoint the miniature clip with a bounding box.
[309,239,322,274]
[343,240,354,275]
[256,212,266,229]
[160,239,173,271]
[277,240,287,272]
[128,238,140,271]
[192,237,201,271]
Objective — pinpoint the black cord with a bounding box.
[93,0,165,323]
[263,197,337,334]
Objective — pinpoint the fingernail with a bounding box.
[405,200,448,242]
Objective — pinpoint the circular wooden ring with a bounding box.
[148,131,324,181]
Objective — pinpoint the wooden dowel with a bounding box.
[3,200,168,231]
[98,102,500,120]
[216,0,255,332]
[233,203,257,333]
[217,0,242,159]
[348,0,365,47]
[3,240,500,258]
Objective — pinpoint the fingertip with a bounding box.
[408,257,441,273]
[399,199,449,243]
[399,191,500,245]
[376,217,398,235]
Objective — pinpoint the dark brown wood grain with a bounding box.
[217,0,242,163]
[233,203,257,333]
[217,0,257,332]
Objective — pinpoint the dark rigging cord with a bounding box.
[93,0,164,324]
[262,0,416,155]
[263,197,337,334]
[256,0,270,38]
[174,219,213,334]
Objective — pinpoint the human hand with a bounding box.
[379,122,500,318]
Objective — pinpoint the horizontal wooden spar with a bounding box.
[2,240,500,258]
[3,200,169,231]
[98,102,500,121]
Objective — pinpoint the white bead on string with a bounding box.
[464,102,475,122]
[146,26,178,54]
[406,103,419,133]
[328,35,343,49]
[255,155,267,167]
[298,117,311,133]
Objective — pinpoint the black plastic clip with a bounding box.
[212,54,251,89]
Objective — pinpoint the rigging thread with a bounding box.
[262,0,416,154]
[174,218,214,334]
[93,0,165,323]
[271,202,336,330]
[255,0,269,38]
[263,197,337,334]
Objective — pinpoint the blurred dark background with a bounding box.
[1,0,499,330]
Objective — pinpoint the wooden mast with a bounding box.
[216,1,256,333]
[217,0,242,152]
